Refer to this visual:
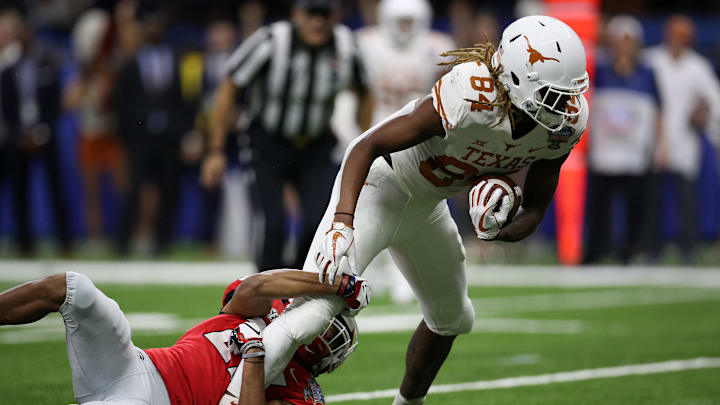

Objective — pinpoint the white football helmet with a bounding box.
[378,0,432,48]
[296,314,358,377]
[491,15,589,131]
[72,9,111,64]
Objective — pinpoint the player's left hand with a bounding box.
[469,181,512,240]
[315,222,358,285]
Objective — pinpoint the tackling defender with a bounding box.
[0,270,369,404]
[260,15,590,405]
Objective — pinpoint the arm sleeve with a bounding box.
[696,60,720,145]
[223,26,273,89]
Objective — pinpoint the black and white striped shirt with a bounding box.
[224,21,368,143]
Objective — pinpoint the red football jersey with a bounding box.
[266,357,325,405]
[146,298,287,405]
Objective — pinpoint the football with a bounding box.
[472,174,523,222]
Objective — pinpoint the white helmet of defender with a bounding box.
[377,0,432,48]
[491,15,589,131]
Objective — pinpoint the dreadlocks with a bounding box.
[439,41,515,128]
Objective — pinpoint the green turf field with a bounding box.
[1,281,719,404]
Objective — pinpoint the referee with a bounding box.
[201,0,372,271]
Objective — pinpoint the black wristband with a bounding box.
[335,211,354,218]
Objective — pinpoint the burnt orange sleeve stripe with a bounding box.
[434,78,452,130]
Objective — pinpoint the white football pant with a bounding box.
[60,271,171,405]
[261,135,475,386]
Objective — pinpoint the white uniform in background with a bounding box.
[352,0,456,303]
[357,27,454,124]
[644,46,720,178]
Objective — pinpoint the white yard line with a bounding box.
[357,314,600,335]
[325,357,720,402]
[362,288,720,316]
[1,261,720,287]
[0,313,598,344]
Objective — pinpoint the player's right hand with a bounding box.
[336,274,371,313]
[229,318,265,356]
[201,152,227,188]
[315,222,358,285]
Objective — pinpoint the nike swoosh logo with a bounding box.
[529,147,544,153]
[289,367,300,385]
[332,232,345,257]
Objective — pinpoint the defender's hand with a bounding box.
[315,222,358,284]
[228,318,265,356]
[201,152,227,188]
[336,274,371,312]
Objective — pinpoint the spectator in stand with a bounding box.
[201,0,372,271]
[64,9,127,248]
[180,19,241,255]
[3,6,71,256]
[644,15,720,263]
[447,0,476,49]
[114,3,191,256]
[0,7,23,253]
[237,0,266,42]
[584,16,662,264]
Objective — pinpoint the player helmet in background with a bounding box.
[491,15,589,131]
[378,0,432,48]
[72,9,112,64]
[296,314,358,376]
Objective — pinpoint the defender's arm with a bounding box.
[223,269,368,318]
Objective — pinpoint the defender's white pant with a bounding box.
[60,272,171,405]
[262,151,475,385]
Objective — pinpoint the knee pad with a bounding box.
[424,297,475,336]
[280,295,345,344]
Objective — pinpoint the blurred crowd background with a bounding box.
[0,0,719,266]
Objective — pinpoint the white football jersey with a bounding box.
[357,26,455,124]
[390,61,588,200]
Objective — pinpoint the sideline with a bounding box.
[325,357,720,402]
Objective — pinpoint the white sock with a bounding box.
[393,392,426,405]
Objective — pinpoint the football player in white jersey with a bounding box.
[260,15,589,405]
[355,0,455,303]
[358,0,455,124]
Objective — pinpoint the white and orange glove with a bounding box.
[315,222,358,285]
[468,181,512,241]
